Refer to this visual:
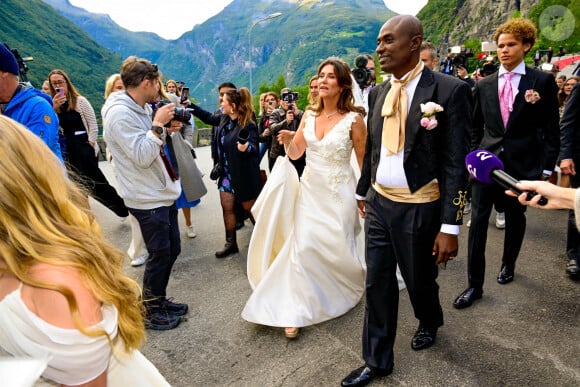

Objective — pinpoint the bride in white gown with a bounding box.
[242,58,370,338]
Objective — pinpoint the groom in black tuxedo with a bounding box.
[454,18,560,310]
[342,15,472,386]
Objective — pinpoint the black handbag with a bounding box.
[209,162,222,180]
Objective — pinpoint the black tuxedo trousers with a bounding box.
[362,188,444,370]
[468,181,527,289]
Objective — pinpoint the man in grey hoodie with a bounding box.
[102,56,186,330]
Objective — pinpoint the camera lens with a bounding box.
[173,107,191,123]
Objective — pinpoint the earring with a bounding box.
[230,109,235,114]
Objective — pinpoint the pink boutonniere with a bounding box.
[524,89,541,104]
[420,102,444,130]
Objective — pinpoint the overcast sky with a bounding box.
[68,0,428,40]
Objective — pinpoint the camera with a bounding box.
[352,55,372,89]
[3,44,33,83]
[281,91,298,111]
[448,46,474,76]
[156,100,192,127]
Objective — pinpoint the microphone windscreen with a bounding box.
[465,150,504,184]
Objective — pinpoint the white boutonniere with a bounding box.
[524,89,541,104]
[420,102,444,130]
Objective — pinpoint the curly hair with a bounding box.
[493,18,537,52]
[0,115,145,352]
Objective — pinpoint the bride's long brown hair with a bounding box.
[308,57,366,116]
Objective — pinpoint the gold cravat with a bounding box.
[381,61,425,155]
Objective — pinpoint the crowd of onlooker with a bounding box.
[0,13,578,385]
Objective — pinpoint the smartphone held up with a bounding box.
[180,87,189,104]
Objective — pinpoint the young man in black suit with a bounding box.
[342,15,472,386]
[454,18,560,309]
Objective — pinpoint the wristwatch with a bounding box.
[152,125,164,136]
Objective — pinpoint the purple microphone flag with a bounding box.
[465,150,504,184]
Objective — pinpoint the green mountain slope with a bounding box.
[43,0,170,62]
[0,0,121,118]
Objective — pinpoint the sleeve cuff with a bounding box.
[146,130,163,145]
[440,224,460,235]
[355,193,366,201]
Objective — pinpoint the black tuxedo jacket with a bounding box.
[356,67,472,225]
[559,83,580,163]
[471,67,560,180]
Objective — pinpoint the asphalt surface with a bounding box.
[92,145,579,387]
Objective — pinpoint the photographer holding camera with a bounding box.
[269,87,305,176]
[103,56,188,331]
[351,54,376,115]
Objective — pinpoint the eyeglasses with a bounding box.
[51,80,65,87]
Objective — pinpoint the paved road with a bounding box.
[92,146,579,386]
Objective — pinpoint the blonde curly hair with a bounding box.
[0,115,145,352]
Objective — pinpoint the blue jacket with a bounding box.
[4,85,63,161]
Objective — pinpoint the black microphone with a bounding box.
[465,150,548,206]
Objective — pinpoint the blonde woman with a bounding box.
[104,73,124,99]
[165,79,181,98]
[0,115,169,386]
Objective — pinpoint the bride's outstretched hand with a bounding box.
[277,130,295,145]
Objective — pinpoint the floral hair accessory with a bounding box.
[524,89,541,104]
[420,102,444,130]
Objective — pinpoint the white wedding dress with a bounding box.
[242,111,368,327]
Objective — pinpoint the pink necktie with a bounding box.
[500,72,513,128]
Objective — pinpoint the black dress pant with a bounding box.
[362,188,443,371]
[566,172,580,259]
[65,133,128,217]
[468,181,527,290]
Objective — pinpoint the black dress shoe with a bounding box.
[566,258,580,279]
[341,365,392,387]
[497,266,515,284]
[453,287,483,309]
[411,325,437,351]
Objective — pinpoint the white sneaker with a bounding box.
[130,254,147,267]
[466,218,471,227]
[463,202,471,215]
[495,212,505,229]
[186,225,197,238]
